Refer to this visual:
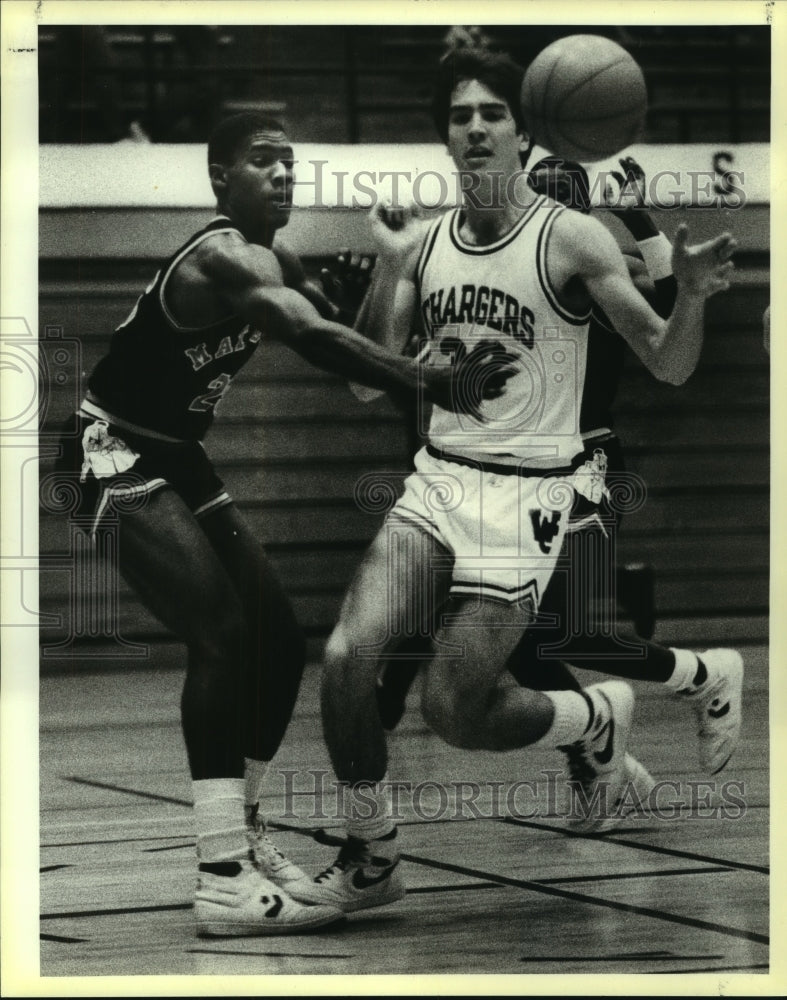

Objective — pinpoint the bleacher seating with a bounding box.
[38,25,770,144]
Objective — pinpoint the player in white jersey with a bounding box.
[291,47,736,915]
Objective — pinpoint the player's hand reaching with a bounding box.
[319,249,376,323]
[672,224,737,298]
[369,200,430,265]
[422,340,520,419]
[604,155,647,212]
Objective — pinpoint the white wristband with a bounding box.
[637,232,673,282]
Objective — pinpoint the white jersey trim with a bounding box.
[536,204,593,326]
[447,195,546,256]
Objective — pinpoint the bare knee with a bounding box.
[421,666,487,749]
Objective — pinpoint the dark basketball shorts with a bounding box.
[51,411,232,534]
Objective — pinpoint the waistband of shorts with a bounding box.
[80,396,192,445]
[425,443,578,478]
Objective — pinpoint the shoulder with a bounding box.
[272,241,308,288]
[549,208,615,253]
[191,230,283,288]
[549,209,627,279]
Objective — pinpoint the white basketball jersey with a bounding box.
[416,195,590,466]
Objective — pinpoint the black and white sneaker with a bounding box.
[681,648,744,774]
[561,680,636,833]
[295,832,405,913]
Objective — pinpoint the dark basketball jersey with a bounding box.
[87,216,268,440]
[580,308,626,434]
[580,271,677,435]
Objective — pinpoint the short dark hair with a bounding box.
[207,112,287,167]
[431,47,526,144]
[528,156,591,213]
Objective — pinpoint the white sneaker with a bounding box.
[682,648,744,774]
[561,680,635,833]
[247,814,316,902]
[295,835,406,913]
[194,860,345,937]
[573,753,656,833]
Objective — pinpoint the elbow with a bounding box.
[652,360,693,386]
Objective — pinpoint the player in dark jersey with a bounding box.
[53,111,518,938]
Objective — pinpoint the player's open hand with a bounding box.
[672,224,737,297]
[319,249,376,322]
[369,200,429,263]
[422,340,520,418]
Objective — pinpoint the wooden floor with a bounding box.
[38,644,771,989]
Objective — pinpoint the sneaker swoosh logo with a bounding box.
[352,860,398,891]
[593,718,615,765]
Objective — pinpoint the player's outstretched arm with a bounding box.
[562,212,735,385]
[346,202,431,400]
[200,233,517,413]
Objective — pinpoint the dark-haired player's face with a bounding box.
[447,79,527,179]
[222,129,294,232]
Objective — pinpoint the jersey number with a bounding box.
[188,373,233,413]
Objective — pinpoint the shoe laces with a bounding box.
[560,742,598,787]
[312,829,368,883]
[247,807,289,867]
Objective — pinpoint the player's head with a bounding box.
[207,112,294,240]
[432,48,533,171]
[528,157,591,213]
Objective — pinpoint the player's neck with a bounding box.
[217,205,277,248]
[459,198,531,246]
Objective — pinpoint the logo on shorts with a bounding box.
[530,509,561,553]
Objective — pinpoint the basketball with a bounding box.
[520,34,647,162]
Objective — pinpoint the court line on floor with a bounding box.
[41,903,191,921]
[518,951,725,963]
[399,853,768,945]
[656,963,769,974]
[186,948,354,959]
[501,816,769,873]
[64,776,190,807]
[407,866,732,893]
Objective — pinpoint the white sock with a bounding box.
[244,758,270,817]
[344,778,396,844]
[665,648,700,692]
[192,778,249,863]
[531,691,594,749]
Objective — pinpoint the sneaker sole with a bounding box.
[196,910,346,937]
[292,879,406,913]
[339,883,406,913]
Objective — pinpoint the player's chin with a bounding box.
[266,204,292,228]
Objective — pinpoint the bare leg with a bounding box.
[421,594,559,751]
[321,520,453,784]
